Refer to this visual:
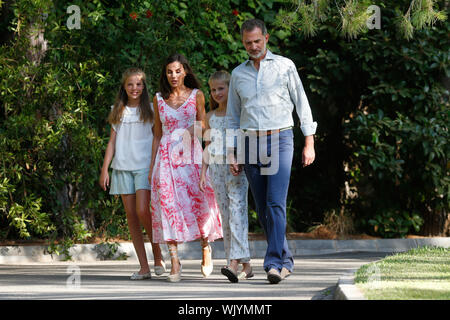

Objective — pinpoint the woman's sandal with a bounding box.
[167,263,182,282]
[167,245,182,282]
[201,242,213,277]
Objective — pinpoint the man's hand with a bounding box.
[302,135,315,167]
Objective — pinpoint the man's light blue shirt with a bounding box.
[226,50,317,136]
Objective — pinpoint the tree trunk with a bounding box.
[27,22,47,64]
[422,209,450,237]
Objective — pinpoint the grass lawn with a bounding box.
[354,246,450,300]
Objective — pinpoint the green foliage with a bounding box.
[368,210,424,238]
[282,0,448,237]
[396,0,447,40]
[94,241,129,261]
[342,9,449,235]
[248,208,263,233]
[0,0,279,247]
[340,0,372,39]
[46,238,75,260]
[274,0,447,39]
[0,0,448,250]
[274,0,331,38]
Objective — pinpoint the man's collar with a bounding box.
[245,50,274,65]
[264,50,275,60]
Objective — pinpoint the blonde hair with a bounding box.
[208,70,230,110]
[108,67,153,124]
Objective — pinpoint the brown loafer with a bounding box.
[267,268,282,284]
[280,267,291,279]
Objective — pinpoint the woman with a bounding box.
[149,53,222,282]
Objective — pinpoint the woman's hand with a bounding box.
[199,172,207,192]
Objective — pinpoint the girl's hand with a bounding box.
[230,163,243,176]
[228,152,243,176]
[199,173,206,192]
[99,170,109,191]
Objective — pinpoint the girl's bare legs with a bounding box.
[228,260,252,274]
[241,262,252,274]
[135,189,164,268]
[121,194,150,275]
[227,259,238,273]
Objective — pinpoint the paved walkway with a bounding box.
[0,252,388,300]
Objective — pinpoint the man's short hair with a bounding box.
[240,19,267,37]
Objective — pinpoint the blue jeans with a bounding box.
[243,129,294,273]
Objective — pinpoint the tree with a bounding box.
[277,0,449,237]
[274,0,447,39]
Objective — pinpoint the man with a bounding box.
[226,19,317,284]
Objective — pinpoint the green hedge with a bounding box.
[0,0,448,247]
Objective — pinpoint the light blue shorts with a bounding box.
[109,168,151,195]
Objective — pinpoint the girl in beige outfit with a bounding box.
[200,71,253,283]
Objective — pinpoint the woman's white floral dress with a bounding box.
[151,89,222,244]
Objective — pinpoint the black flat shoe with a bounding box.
[221,266,239,283]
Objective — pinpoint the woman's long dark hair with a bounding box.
[159,53,201,99]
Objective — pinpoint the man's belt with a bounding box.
[243,126,293,136]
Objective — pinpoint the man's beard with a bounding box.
[248,42,266,59]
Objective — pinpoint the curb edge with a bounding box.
[334,268,367,300]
